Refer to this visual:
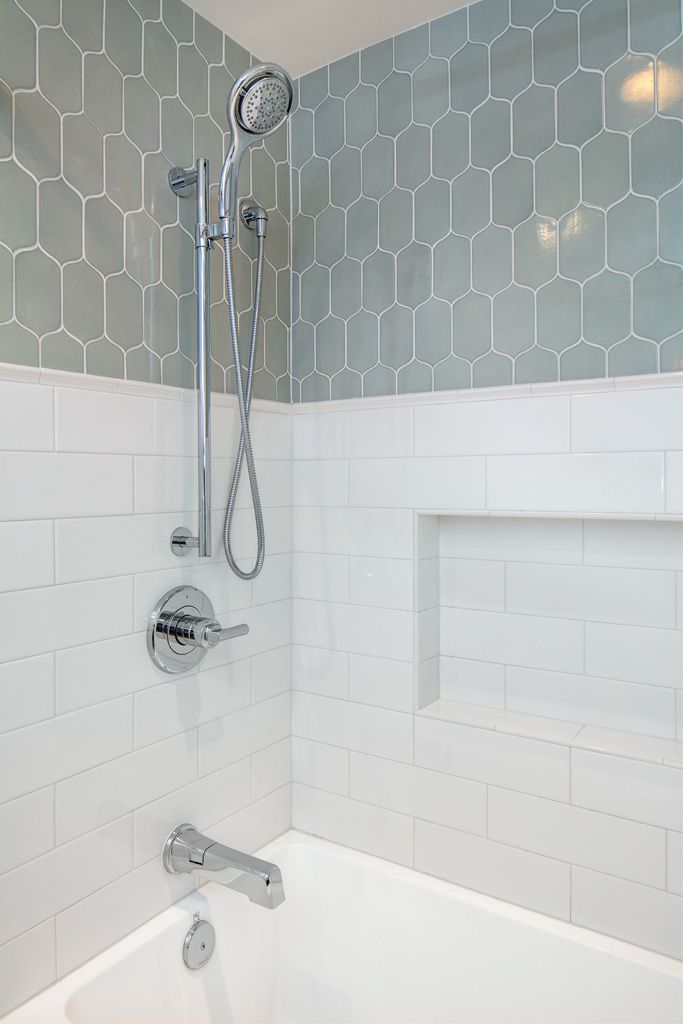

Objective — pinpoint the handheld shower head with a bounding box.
[218,63,293,237]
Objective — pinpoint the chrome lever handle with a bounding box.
[148,586,249,674]
[174,615,249,649]
[206,622,250,646]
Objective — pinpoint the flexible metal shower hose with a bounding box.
[222,232,266,580]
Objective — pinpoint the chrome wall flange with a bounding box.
[168,166,197,198]
[170,526,198,556]
[147,586,249,674]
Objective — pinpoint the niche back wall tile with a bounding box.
[291,0,683,401]
[0,0,291,399]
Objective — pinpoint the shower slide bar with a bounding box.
[169,158,218,559]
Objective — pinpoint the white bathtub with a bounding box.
[5,832,683,1024]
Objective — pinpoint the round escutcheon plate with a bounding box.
[147,585,215,674]
[183,913,215,970]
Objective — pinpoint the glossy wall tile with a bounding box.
[0,371,293,1016]
[290,0,683,400]
[0,0,291,398]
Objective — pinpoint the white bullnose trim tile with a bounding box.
[289,370,683,415]
[4,361,681,409]
[0,362,289,412]
[421,697,683,768]
[420,697,582,744]
[505,666,677,740]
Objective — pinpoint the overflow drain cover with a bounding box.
[183,912,215,970]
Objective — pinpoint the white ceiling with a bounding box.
[188,0,475,77]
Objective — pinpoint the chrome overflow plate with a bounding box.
[183,912,215,970]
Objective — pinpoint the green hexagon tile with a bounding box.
[0,0,682,401]
[291,0,683,400]
[0,0,291,399]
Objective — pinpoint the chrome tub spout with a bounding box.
[163,823,285,910]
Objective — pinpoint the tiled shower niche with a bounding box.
[417,514,683,753]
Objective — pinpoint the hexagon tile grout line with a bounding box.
[290,0,683,401]
[0,0,291,398]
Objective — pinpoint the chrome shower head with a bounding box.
[218,63,293,237]
[237,71,292,134]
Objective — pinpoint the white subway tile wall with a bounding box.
[437,519,683,731]
[3,366,683,1016]
[0,376,292,1016]
[291,375,683,961]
